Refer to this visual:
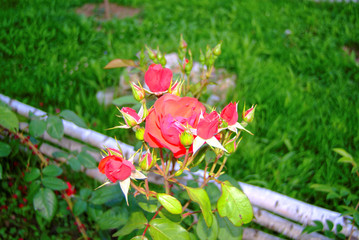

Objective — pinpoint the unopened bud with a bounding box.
[130,82,145,101]
[224,139,236,154]
[139,150,155,171]
[213,41,223,56]
[180,131,194,147]
[179,34,187,49]
[120,107,140,127]
[135,127,145,141]
[199,49,205,65]
[242,105,256,123]
[170,80,183,96]
[146,45,156,60]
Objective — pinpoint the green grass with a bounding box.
[1,0,359,213]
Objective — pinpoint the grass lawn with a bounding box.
[1,0,358,215]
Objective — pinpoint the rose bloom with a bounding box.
[144,64,172,93]
[144,94,206,158]
[98,155,135,183]
[221,102,238,125]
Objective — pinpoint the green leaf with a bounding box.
[185,187,213,227]
[59,110,87,129]
[0,106,19,132]
[354,212,359,228]
[218,174,242,190]
[326,220,334,231]
[52,151,69,159]
[149,218,190,240]
[196,214,218,240]
[42,177,68,190]
[131,236,148,240]
[33,188,57,221]
[112,95,138,107]
[217,181,253,226]
[113,210,147,237]
[98,207,128,230]
[68,157,81,171]
[47,116,64,140]
[104,59,136,69]
[90,184,123,205]
[73,199,87,216]
[29,119,47,137]
[338,157,357,167]
[24,168,41,182]
[77,151,97,169]
[216,213,243,240]
[43,165,63,177]
[157,193,182,215]
[310,184,334,193]
[136,195,158,213]
[0,142,11,157]
[79,188,92,200]
[159,207,182,223]
[205,183,221,205]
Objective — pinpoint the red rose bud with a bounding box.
[185,50,193,75]
[130,82,145,101]
[242,105,256,123]
[221,102,238,125]
[146,45,156,60]
[139,150,155,171]
[180,131,194,147]
[224,138,237,154]
[98,155,135,182]
[197,111,220,140]
[179,34,187,49]
[213,41,223,56]
[144,64,173,94]
[120,107,141,127]
[135,127,145,141]
[65,182,76,196]
[170,80,184,96]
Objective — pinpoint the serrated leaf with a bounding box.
[217,174,242,190]
[112,95,138,107]
[79,188,92,200]
[157,193,182,215]
[33,188,57,221]
[185,187,213,227]
[24,168,41,182]
[43,165,63,177]
[42,177,68,190]
[0,106,19,132]
[59,110,87,129]
[90,184,123,205]
[68,157,81,171]
[98,206,128,230]
[77,151,97,169]
[112,210,147,237]
[104,59,136,69]
[217,181,253,226]
[196,214,218,240]
[149,218,190,240]
[47,116,64,140]
[136,195,158,213]
[73,199,87,216]
[29,119,47,137]
[159,207,182,223]
[52,151,69,159]
[216,212,243,240]
[0,142,11,157]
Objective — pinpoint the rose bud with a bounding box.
[213,41,223,56]
[224,138,237,154]
[98,155,135,183]
[197,111,220,140]
[146,45,156,60]
[180,131,194,148]
[199,49,205,65]
[144,64,172,94]
[120,107,141,127]
[130,82,145,102]
[179,34,187,50]
[139,150,155,171]
[242,105,256,123]
[221,102,238,125]
[135,127,145,141]
[170,80,184,97]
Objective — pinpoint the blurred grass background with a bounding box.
[1,0,358,211]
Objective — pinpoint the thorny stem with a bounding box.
[63,193,89,240]
[142,206,164,236]
[131,181,157,197]
[144,178,150,199]
[160,149,170,194]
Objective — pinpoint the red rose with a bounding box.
[144,94,206,158]
[197,111,220,140]
[65,182,76,196]
[98,155,135,182]
[221,102,238,125]
[144,64,172,93]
